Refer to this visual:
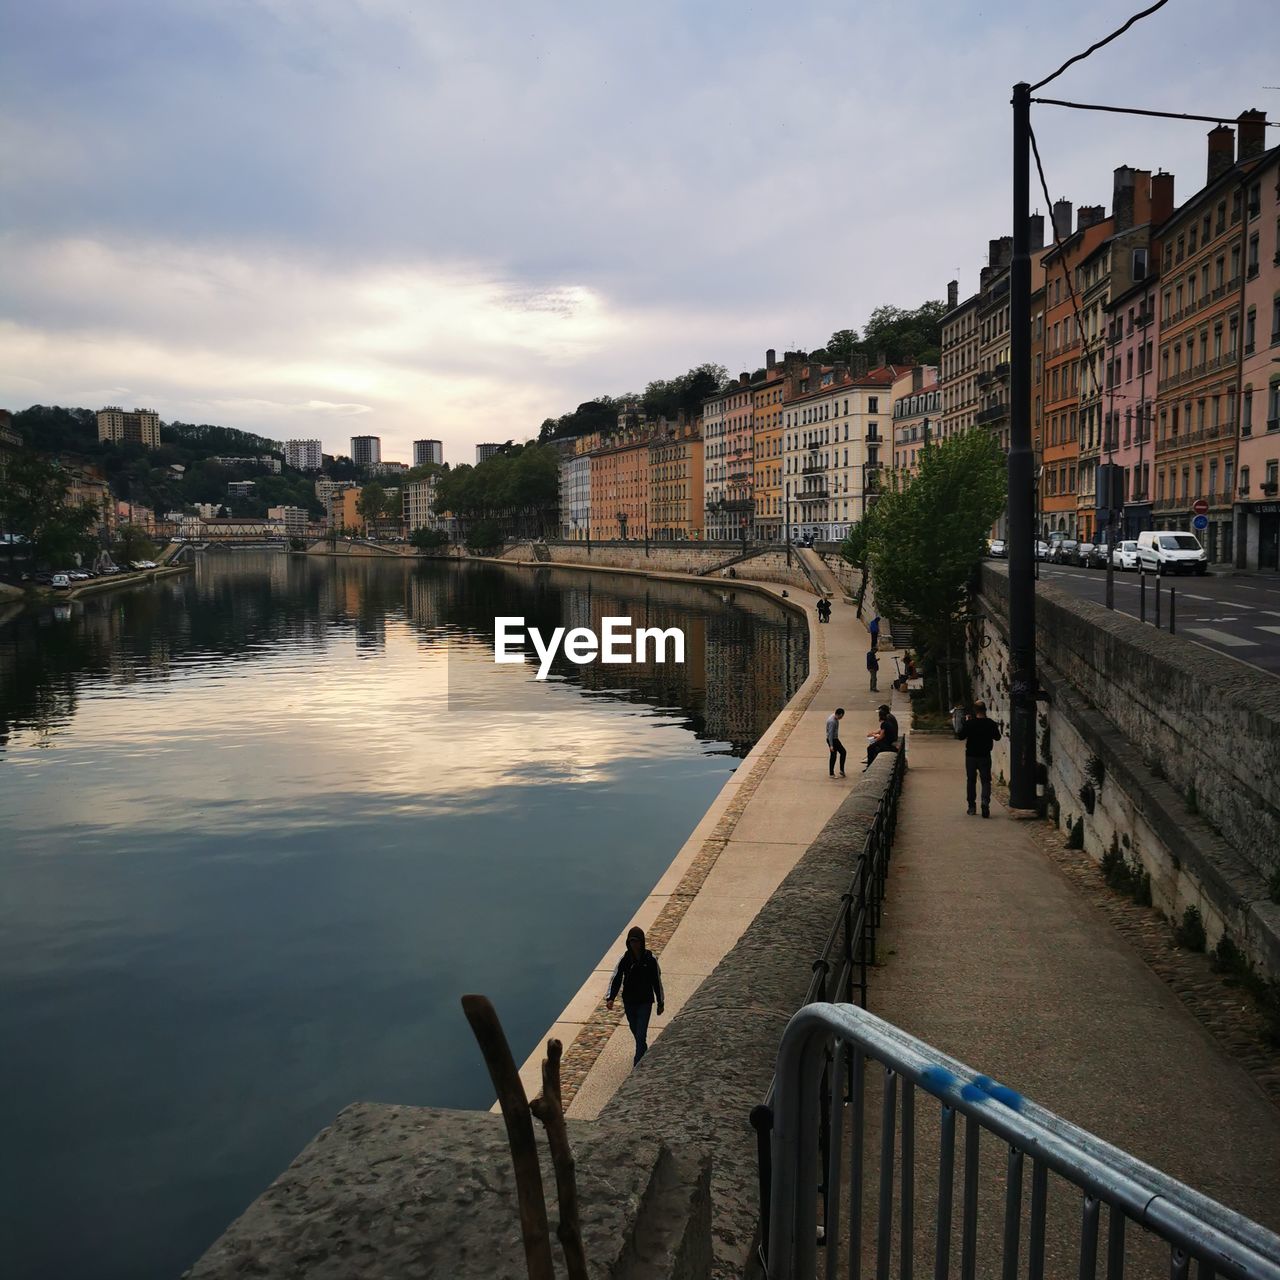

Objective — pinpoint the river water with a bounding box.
[0,554,806,1280]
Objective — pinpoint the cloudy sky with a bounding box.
[2,0,1277,465]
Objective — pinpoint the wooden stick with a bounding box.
[461,994,555,1280]
[530,1038,588,1280]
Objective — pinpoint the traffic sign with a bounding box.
[1192,514,1209,530]
[1192,498,1209,516]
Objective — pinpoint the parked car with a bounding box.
[1085,542,1109,568]
[1110,540,1140,570]
[50,573,71,589]
[1034,540,1050,561]
[1074,540,1096,566]
[988,539,1007,558]
[1050,538,1078,564]
[1136,530,1207,575]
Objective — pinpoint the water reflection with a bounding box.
[0,554,806,1280]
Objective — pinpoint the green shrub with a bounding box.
[1085,754,1106,789]
[1175,905,1207,952]
[1079,781,1096,815]
[1067,816,1084,850]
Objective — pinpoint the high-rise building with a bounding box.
[97,406,161,449]
[476,443,502,464]
[351,436,382,467]
[285,439,323,471]
[414,439,443,467]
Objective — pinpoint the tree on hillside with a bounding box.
[538,398,623,443]
[640,363,730,421]
[866,429,1005,707]
[811,301,946,368]
[114,524,157,564]
[0,452,102,565]
[838,506,882,619]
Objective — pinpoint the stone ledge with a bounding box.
[183,1104,710,1280]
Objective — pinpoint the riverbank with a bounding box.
[2,563,192,608]
[486,555,896,1117]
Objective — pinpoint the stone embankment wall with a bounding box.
[973,564,1280,979]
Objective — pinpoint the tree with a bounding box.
[465,518,504,552]
[838,507,881,618]
[114,524,157,564]
[410,527,449,550]
[866,429,1006,708]
[356,482,387,530]
[0,452,101,566]
[859,301,947,367]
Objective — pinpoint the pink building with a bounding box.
[1103,277,1159,538]
[1235,143,1280,569]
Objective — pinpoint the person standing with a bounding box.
[867,648,879,691]
[826,707,847,777]
[606,926,664,1064]
[868,615,881,650]
[864,703,899,768]
[958,699,1002,817]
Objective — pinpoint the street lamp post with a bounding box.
[1007,80,1039,811]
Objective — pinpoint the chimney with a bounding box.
[1077,205,1105,232]
[912,366,924,393]
[1150,170,1175,227]
[947,279,959,310]
[1052,200,1073,241]
[1028,213,1045,251]
[739,372,750,386]
[1237,109,1266,161]
[1112,165,1137,232]
[1207,125,1234,183]
[851,354,870,376]
[766,348,776,371]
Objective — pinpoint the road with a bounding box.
[1012,560,1280,677]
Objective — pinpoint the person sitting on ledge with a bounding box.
[864,703,899,769]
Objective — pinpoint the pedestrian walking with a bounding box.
[816,598,831,623]
[864,703,899,769]
[606,926,664,1065]
[867,648,879,692]
[868,615,881,650]
[957,699,1002,817]
[826,707,847,777]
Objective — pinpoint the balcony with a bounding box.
[976,370,994,389]
[801,463,825,475]
[796,488,830,503]
[1262,482,1279,496]
[975,404,1006,427]
[866,429,881,443]
[994,361,1010,380]
[1269,418,1280,433]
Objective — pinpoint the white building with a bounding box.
[403,476,443,531]
[315,478,355,505]
[413,439,443,466]
[369,460,407,477]
[351,436,381,467]
[559,446,592,540]
[285,439,323,471]
[476,442,502,464]
[210,454,282,474]
[267,505,310,537]
[226,479,256,499]
[782,362,897,542]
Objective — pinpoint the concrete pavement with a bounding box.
[509,575,895,1118]
[861,730,1280,1271]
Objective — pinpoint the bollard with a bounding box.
[1139,571,1146,623]
[1154,577,1160,629]
[1170,586,1176,635]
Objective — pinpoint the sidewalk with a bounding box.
[510,576,895,1118]
[870,732,1280,1241]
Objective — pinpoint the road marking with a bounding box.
[1184,627,1259,647]
[1181,593,1213,601]
[1258,626,1280,636]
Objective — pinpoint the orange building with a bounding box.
[590,430,652,540]
[752,352,786,540]
[648,418,704,540]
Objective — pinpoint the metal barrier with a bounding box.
[751,749,906,1264]
[766,1003,1280,1280]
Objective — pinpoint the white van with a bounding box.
[1136,530,1207,576]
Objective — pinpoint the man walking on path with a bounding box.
[867,648,879,691]
[826,707,847,777]
[864,703,899,769]
[605,926,664,1065]
[868,615,880,649]
[957,699,1002,817]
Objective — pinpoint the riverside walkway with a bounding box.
[512,573,887,1117]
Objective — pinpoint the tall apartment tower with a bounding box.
[413,439,443,466]
[97,406,161,449]
[285,439,323,471]
[476,443,502,464]
[350,435,382,467]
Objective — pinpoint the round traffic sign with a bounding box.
[1192,498,1209,516]
[1192,514,1209,530]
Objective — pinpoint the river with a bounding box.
[0,553,806,1280]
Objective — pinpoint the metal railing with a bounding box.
[765,1003,1280,1280]
[751,751,907,1267]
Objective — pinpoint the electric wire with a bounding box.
[1031,97,1279,128]
[1030,0,1172,92]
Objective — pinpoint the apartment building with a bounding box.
[1236,135,1280,569]
[413,439,443,467]
[1104,275,1160,538]
[351,435,381,467]
[752,352,786,541]
[891,366,941,475]
[1154,118,1270,562]
[285,439,323,471]
[558,434,596,540]
[403,475,442,532]
[267,505,309,537]
[649,418,704,541]
[590,429,651,540]
[782,357,896,543]
[703,375,755,540]
[96,406,161,449]
[939,282,980,442]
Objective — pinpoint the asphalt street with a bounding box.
[1007,560,1280,677]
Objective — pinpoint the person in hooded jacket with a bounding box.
[606,925,665,1064]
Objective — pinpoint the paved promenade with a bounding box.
[511,574,891,1117]
[868,732,1280,1261]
